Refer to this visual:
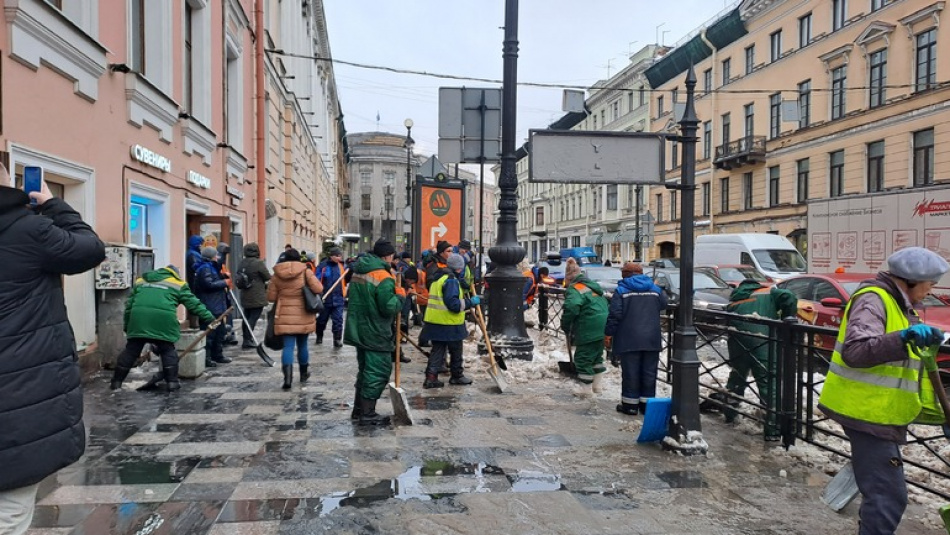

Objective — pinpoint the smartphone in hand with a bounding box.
[23,166,42,205]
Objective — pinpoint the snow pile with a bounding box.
[662,428,709,455]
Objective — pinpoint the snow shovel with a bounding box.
[138,307,233,391]
[821,462,860,512]
[637,397,673,443]
[322,268,350,298]
[472,302,508,393]
[400,331,432,358]
[227,289,275,367]
[558,333,578,376]
[388,280,414,425]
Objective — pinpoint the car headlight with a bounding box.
[695,299,710,309]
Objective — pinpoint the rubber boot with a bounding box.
[333,336,343,348]
[616,402,639,415]
[573,381,593,398]
[316,333,324,345]
[350,387,362,420]
[110,367,131,390]
[592,373,605,394]
[163,365,180,393]
[138,372,164,391]
[449,373,472,385]
[423,373,444,389]
[282,365,293,390]
[400,353,412,363]
[358,397,391,426]
[299,364,310,383]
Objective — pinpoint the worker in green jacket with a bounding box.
[722,280,798,438]
[344,239,406,426]
[110,265,215,391]
[561,260,609,397]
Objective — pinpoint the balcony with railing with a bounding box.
[714,135,766,170]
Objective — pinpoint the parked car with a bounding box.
[771,272,950,365]
[581,266,623,295]
[697,264,773,287]
[648,268,731,310]
[537,251,566,285]
[559,246,602,267]
[648,258,680,269]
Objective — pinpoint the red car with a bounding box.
[771,273,950,365]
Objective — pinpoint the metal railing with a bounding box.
[714,135,766,162]
[657,307,950,500]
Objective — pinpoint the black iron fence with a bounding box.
[657,307,950,500]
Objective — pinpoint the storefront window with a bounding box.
[129,200,149,247]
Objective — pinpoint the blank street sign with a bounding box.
[528,130,666,185]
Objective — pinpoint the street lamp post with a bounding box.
[404,118,413,253]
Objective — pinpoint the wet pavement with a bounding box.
[27,325,942,535]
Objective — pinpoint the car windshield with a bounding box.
[667,272,730,290]
[576,256,599,266]
[752,249,807,272]
[718,267,768,282]
[584,267,622,282]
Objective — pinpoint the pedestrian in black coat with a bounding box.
[238,242,271,348]
[0,171,105,532]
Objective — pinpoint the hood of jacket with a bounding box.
[354,253,391,275]
[142,267,183,284]
[188,235,204,252]
[571,274,604,296]
[243,243,261,258]
[729,280,766,301]
[273,260,309,281]
[617,274,658,295]
[0,186,31,231]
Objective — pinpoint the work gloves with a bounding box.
[469,296,481,306]
[900,323,944,348]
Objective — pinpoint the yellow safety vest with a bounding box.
[424,274,465,326]
[819,286,942,426]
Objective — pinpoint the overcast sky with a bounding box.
[324,1,736,162]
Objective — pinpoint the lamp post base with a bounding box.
[478,337,534,361]
[661,424,709,456]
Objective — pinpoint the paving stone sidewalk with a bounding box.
[26,329,941,535]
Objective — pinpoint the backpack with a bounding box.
[234,266,252,290]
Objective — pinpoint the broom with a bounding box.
[388,274,414,425]
[227,289,274,366]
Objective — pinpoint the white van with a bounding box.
[695,233,806,281]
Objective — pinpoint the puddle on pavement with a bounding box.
[63,459,197,486]
[409,395,457,410]
[655,470,709,488]
[312,461,562,517]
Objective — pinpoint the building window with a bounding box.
[797,159,809,203]
[832,0,847,32]
[560,201,565,220]
[670,190,678,220]
[770,30,783,62]
[129,201,149,247]
[743,172,754,210]
[721,177,730,213]
[671,87,678,103]
[384,170,395,184]
[656,193,663,222]
[871,0,884,12]
[572,236,581,247]
[657,96,664,117]
[600,110,605,125]
[745,45,755,75]
[130,0,145,73]
[744,103,754,137]
[831,66,847,120]
[639,87,646,106]
[592,114,597,130]
[798,79,811,128]
[703,121,711,160]
[703,69,712,94]
[702,182,711,216]
[361,194,372,211]
[607,184,618,211]
[612,100,620,121]
[671,140,679,169]
[560,237,569,249]
[535,206,544,226]
[722,113,731,145]
[721,58,731,85]
[868,49,887,108]
[225,40,244,151]
[769,93,781,139]
[867,140,885,192]
[769,166,780,206]
[184,3,193,113]
[360,171,371,186]
[913,128,935,186]
[916,29,937,92]
[799,13,812,48]
[627,90,634,113]
[830,150,845,197]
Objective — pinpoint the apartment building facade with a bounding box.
[0,0,344,364]
[515,45,667,263]
[647,0,949,260]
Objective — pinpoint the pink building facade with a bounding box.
[1,0,257,362]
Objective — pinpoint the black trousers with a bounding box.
[427,340,463,376]
[116,338,177,371]
[241,306,264,343]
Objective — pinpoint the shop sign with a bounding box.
[187,171,212,189]
[130,145,171,173]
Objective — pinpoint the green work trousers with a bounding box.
[725,337,778,436]
[357,348,393,400]
[574,340,606,383]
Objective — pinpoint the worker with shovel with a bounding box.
[110,265,215,391]
[344,238,406,425]
[315,247,347,347]
[561,258,609,397]
[818,247,949,535]
[421,253,480,389]
[605,262,667,415]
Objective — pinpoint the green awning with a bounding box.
[585,234,603,246]
[601,232,622,244]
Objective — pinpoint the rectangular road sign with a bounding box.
[528,130,666,185]
[416,183,465,258]
[438,87,502,164]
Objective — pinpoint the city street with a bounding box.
[27,325,942,535]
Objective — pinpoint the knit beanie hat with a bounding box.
[373,238,396,258]
[564,257,581,284]
[447,253,466,272]
[436,240,452,255]
[201,247,218,260]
